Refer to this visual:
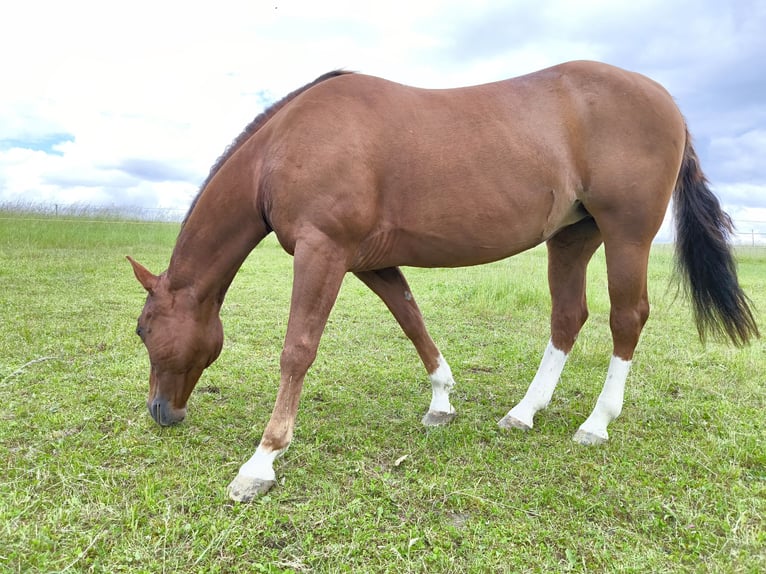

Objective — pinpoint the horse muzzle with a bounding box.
[148,397,187,426]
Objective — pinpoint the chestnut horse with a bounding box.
[128,61,758,502]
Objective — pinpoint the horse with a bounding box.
[128,61,758,502]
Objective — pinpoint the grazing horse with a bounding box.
[128,61,758,502]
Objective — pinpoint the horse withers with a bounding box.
[128,61,758,502]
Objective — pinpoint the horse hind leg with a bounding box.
[572,239,651,445]
[354,267,457,426]
[500,218,602,431]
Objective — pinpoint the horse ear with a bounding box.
[126,256,158,294]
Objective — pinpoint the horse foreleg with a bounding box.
[500,218,602,431]
[573,240,650,445]
[227,238,347,502]
[354,267,457,426]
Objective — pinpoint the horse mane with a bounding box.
[182,70,353,226]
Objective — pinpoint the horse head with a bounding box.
[127,257,223,426]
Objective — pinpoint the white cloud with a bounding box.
[708,130,766,185]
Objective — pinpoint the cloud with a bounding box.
[446,3,551,64]
[708,130,766,186]
[110,159,199,184]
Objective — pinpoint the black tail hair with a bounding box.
[673,127,759,346]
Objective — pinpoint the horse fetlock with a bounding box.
[425,353,457,425]
[227,445,284,502]
[596,398,623,422]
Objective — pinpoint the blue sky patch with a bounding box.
[0,132,74,155]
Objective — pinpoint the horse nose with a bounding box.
[148,398,184,426]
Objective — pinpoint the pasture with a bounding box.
[0,208,763,572]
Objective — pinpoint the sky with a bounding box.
[1,0,764,241]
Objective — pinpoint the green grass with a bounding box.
[0,209,764,572]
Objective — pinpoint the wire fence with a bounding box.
[0,202,187,223]
[731,220,766,246]
[734,230,766,246]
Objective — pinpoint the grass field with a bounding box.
[0,208,764,572]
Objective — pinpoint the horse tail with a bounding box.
[672,126,759,346]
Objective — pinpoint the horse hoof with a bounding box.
[572,428,608,446]
[421,410,457,427]
[227,473,276,502]
[497,414,531,431]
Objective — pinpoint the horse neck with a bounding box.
[167,166,268,304]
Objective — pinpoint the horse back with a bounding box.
[256,61,685,268]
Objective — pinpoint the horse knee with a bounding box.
[280,339,317,373]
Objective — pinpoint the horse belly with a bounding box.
[399,231,540,268]
[352,196,561,270]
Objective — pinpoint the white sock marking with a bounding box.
[577,355,631,440]
[504,339,568,428]
[237,444,288,482]
[428,354,455,414]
